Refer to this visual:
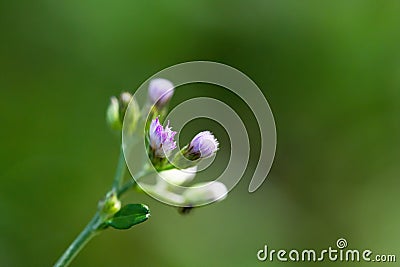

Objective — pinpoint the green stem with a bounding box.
[117,169,150,197]
[54,143,153,267]
[55,147,129,267]
[54,213,101,267]
[112,147,127,190]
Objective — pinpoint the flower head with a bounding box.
[185,131,219,160]
[148,78,175,108]
[149,117,177,158]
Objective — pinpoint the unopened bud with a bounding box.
[148,78,174,108]
[184,131,219,160]
[106,96,121,130]
[99,191,121,218]
[106,92,140,132]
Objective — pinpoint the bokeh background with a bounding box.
[1,1,399,266]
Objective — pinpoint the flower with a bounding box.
[149,117,177,158]
[184,131,219,160]
[148,78,174,108]
[182,181,228,206]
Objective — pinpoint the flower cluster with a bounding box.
[108,78,228,210]
[56,77,230,267]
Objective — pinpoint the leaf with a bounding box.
[107,204,150,230]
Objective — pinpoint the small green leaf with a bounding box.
[107,204,150,230]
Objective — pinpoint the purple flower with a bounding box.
[149,117,177,158]
[186,131,219,160]
[148,78,174,108]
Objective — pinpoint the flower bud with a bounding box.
[149,117,177,158]
[148,78,174,108]
[106,96,120,130]
[119,92,132,117]
[106,92,140,131]
[183,181,228,206]
[184,131,219,160]
[121,92,140,133]
[98,190,121,218]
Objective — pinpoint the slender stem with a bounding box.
[55,147,129,267]
[112,147,127,190]
[117,169,150,197]
[54,147,150,267]
[117,179,136,197]
[54,213,101,267]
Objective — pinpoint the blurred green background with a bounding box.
[1,1,399,266]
